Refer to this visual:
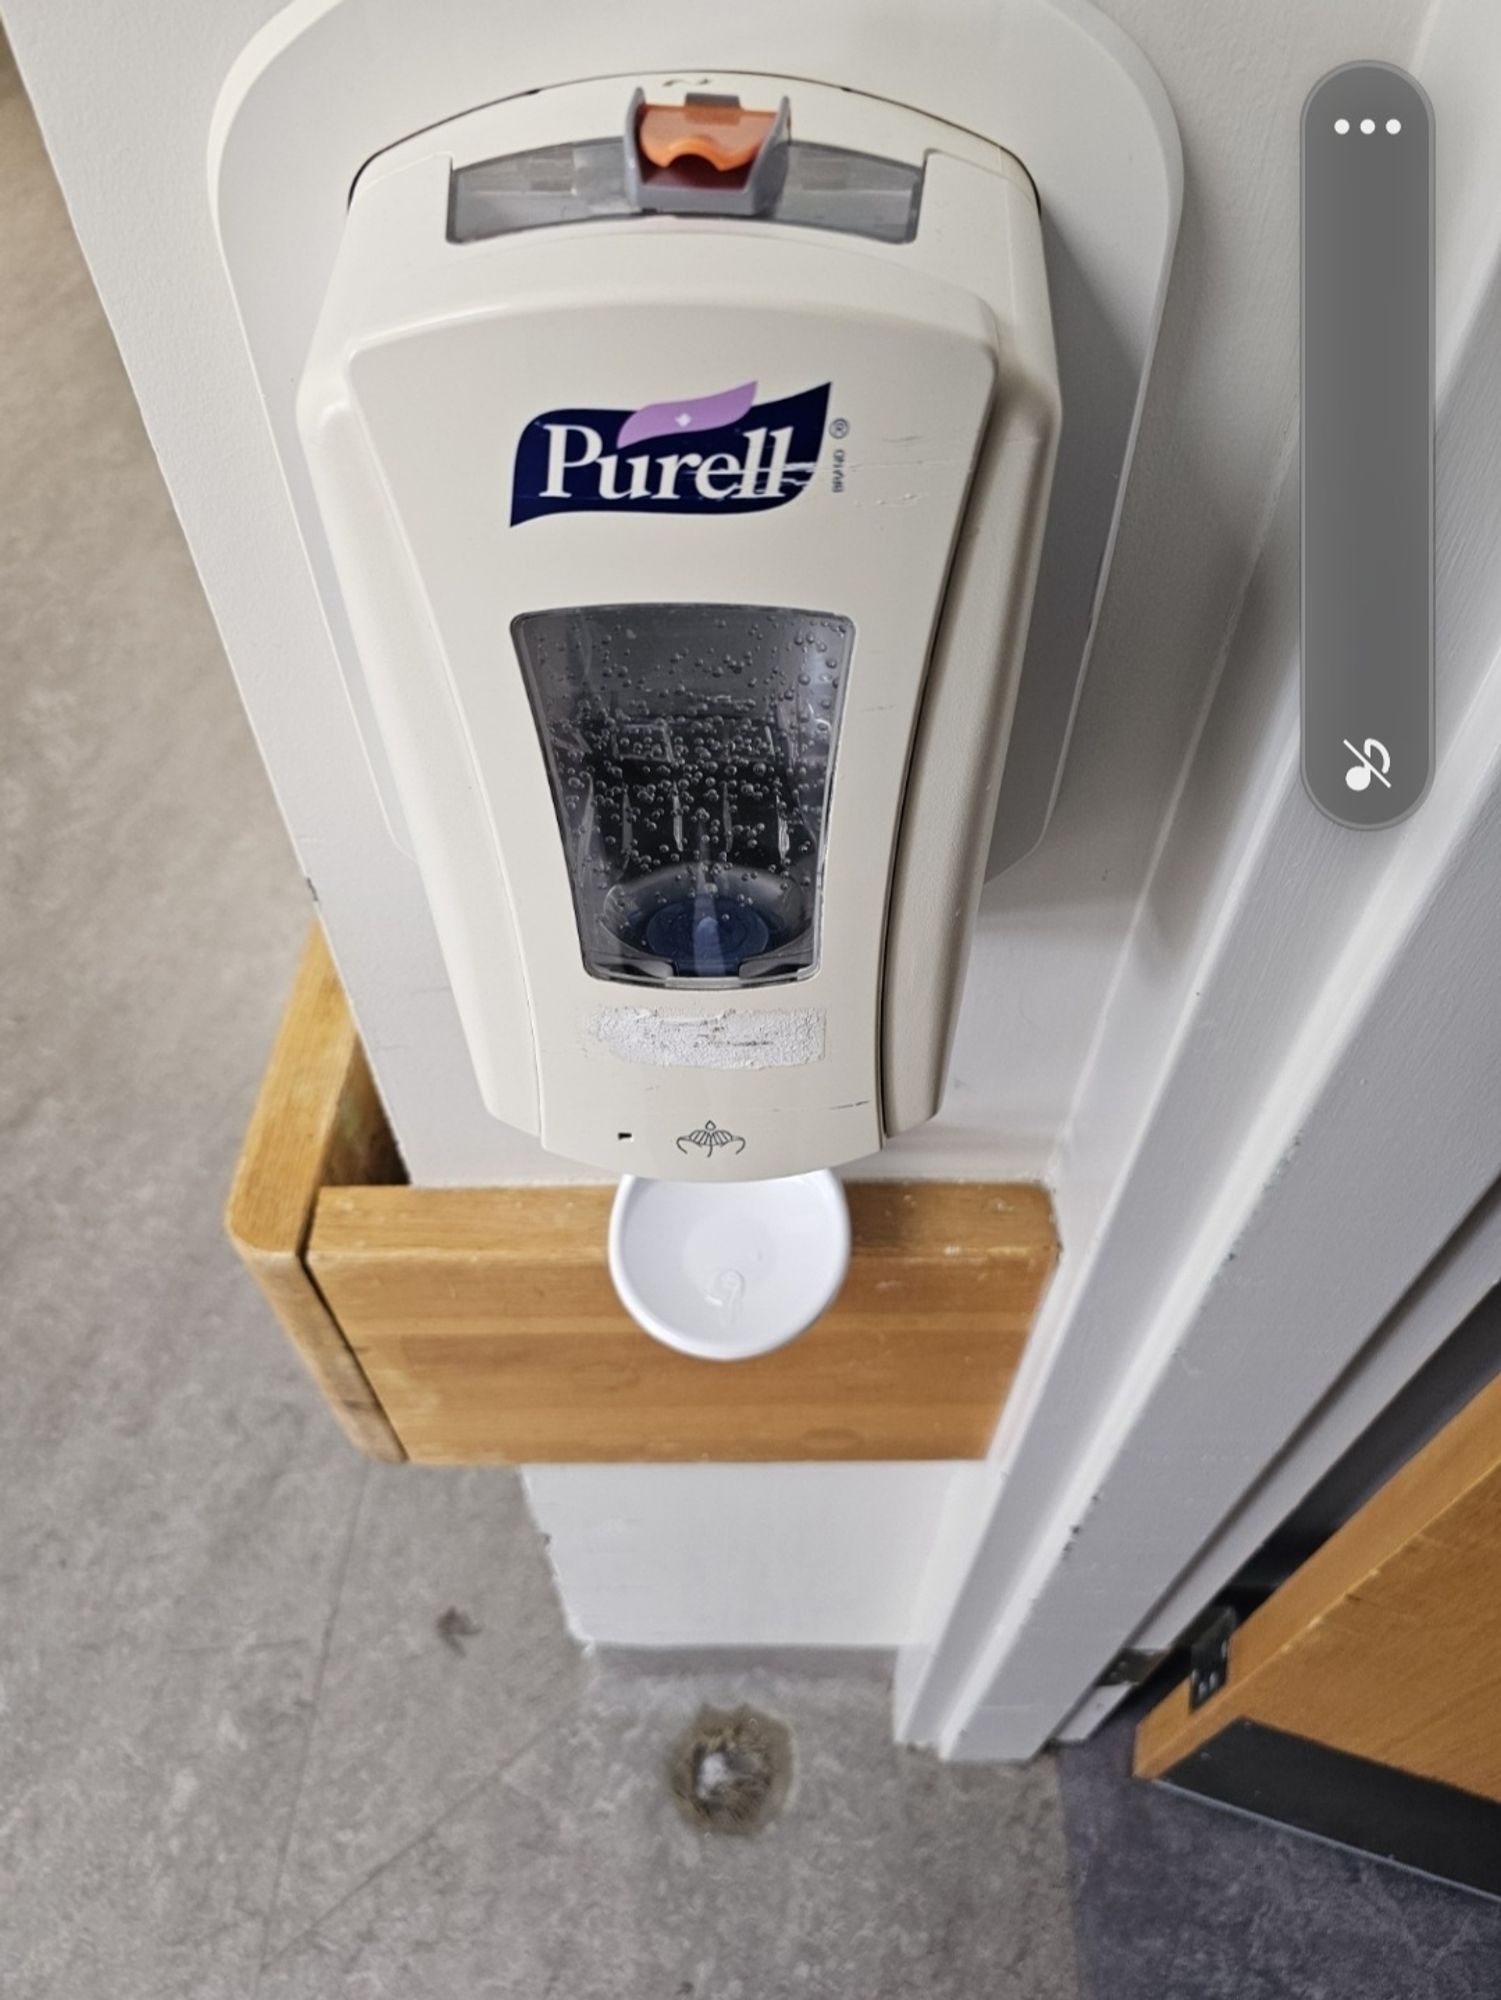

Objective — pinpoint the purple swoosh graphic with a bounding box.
[616,380,758,450]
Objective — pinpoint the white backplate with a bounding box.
[210,0,1181,891]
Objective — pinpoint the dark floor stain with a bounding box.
[435,1607,481,1656]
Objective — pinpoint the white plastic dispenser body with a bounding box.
[298,74,1060,1182]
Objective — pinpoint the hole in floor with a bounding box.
[668,1704,793,1837]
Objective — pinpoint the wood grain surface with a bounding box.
[309,1180,1056,1464]
[225,923,405,1461]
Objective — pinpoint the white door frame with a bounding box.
[898,0,1501,1758]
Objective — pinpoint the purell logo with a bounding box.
[510,380,829,525]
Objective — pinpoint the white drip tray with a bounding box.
[608,1170,851,1361]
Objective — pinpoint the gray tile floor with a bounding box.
[0,42,1078,2000]
[7,32,1501,2000]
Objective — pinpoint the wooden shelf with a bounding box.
[228,926,1058,1465]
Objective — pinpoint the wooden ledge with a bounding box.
[225,924,405,1461]
[229,925,1058,1465]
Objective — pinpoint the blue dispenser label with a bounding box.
[510,380,830,525]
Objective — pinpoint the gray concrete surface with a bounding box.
[0,42,1080,2000]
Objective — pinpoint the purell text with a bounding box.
[511,380,829,525]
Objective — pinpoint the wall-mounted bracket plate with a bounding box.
[210,0,1180,879]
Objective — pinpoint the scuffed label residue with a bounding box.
[593,1007,825,1071]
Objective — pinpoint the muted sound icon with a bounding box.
[1343,738,1392,793]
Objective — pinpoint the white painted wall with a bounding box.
[524,1463,974,1649]
[6,0,1464,1661]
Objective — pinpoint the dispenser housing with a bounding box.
[297,73,1061,1180]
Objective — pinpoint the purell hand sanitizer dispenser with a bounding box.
[298,74,1061,1355]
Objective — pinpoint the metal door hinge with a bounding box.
[1188,1607,1237,1710]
